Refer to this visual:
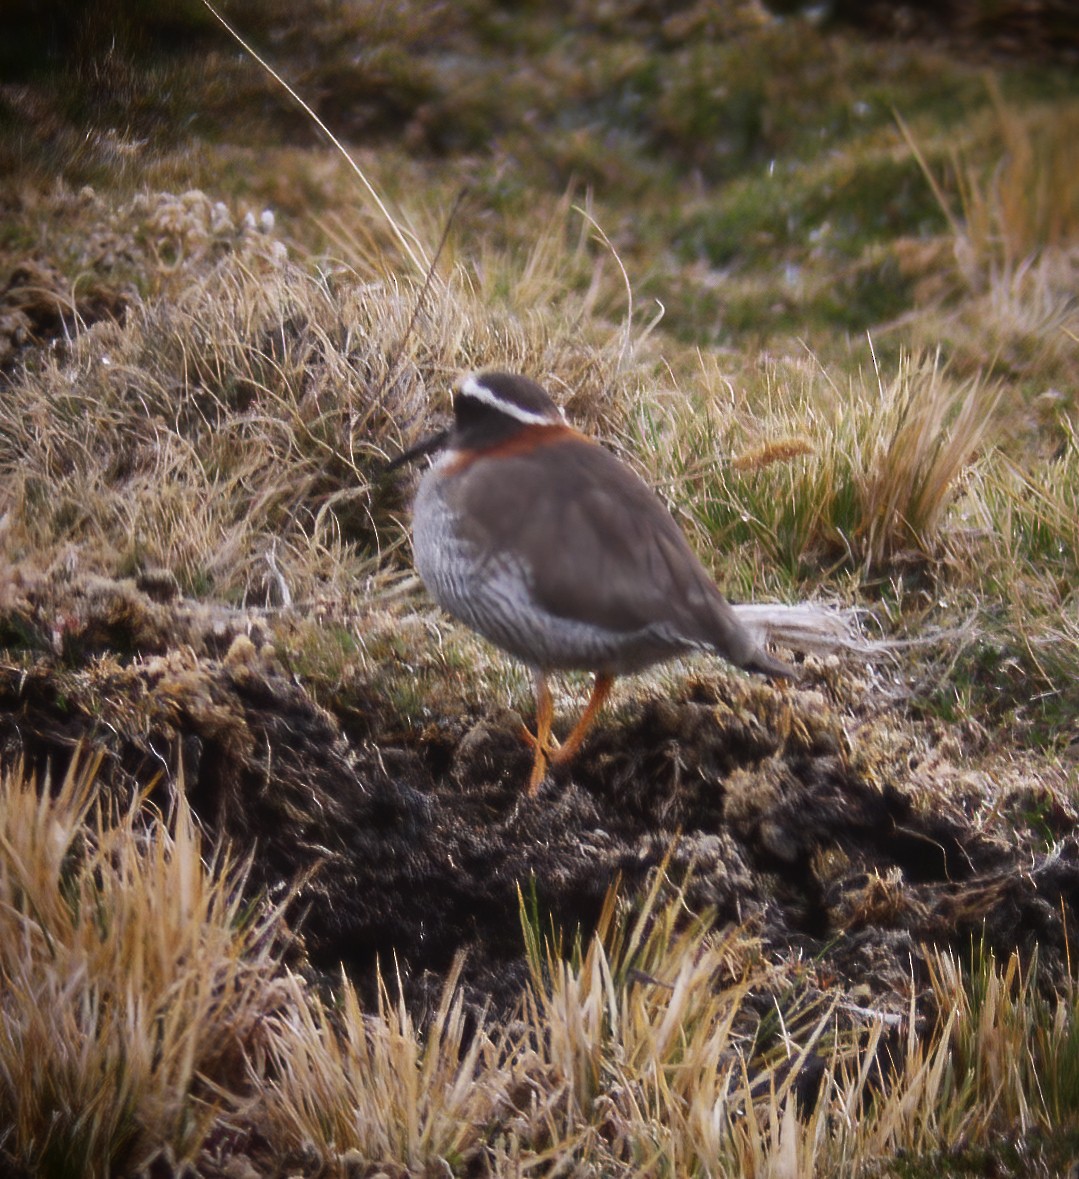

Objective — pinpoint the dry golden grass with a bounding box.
[0,752,286,1177]
[2,751,1078,1176]
[248,957,504,1168]
[904,82,1079,286]
[901,89,1079,395]
[629,347,1003,590]
[245,867,810,1175]
[0,173,660,615]
[817,348,1003,572]
[234,859,1079,1176]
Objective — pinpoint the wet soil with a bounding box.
[1,569,1076,1019]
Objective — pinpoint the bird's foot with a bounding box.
[520,724,561,795]
[517,723,561,756]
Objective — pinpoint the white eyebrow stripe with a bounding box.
[459,374,565,425]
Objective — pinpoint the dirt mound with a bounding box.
[1,567,1075,1017]
[0,258,126,370]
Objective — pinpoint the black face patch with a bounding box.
[451,372,563,451]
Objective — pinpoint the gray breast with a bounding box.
[413,465,543,661]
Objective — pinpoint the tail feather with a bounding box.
[733,603,866,662]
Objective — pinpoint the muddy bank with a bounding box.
[1,568,1076,1018]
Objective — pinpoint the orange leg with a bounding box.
[548,673,614,767]
[525,669,556,795]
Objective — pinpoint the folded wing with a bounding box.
[456,435,787,674]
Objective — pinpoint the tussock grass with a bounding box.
[925,940,1079,1138]
[816,348,1003,573]
[0,186,644,606]
[236,866,1079,1176]
[632,347,1002,589]
[901,89,1079,391]
[905,84,1079,286]
[248,957,500,1168]
[0,752,286,1177]
[2,755,1078,1175]
[983,432,1079,576]
[247,870,793,1175]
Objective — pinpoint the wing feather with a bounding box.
[454,436,758,665]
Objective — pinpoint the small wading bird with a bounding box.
[390,372,794,794]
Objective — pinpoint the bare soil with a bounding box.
[3,568,1075,1023]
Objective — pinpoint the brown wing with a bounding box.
[454,435,768,670]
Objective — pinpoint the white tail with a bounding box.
[733,603,868,657]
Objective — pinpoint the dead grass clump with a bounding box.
[244,867,1079,1175]
[247,871,789,1175]
[514,871,828,1175]
[924,941,1079,1141]
[248,957,508,1172]
[1,743,1076,1175]
[922,89,1079,284]
[0,751,287,1177]
[641,348,1002,586]
[828,349,1003,572]
[0,182,654,608]
[901,89,1079,389]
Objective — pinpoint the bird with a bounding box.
[390,371,793,794]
